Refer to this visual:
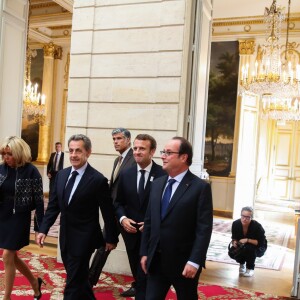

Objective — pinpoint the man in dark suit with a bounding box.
[37,134,118,300]
[140,137,213,300]
[115,134,166,299]
[47,142,64,197]
[88,127,136,294]
[110,128,136,203]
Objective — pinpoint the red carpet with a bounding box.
[0,250,288,299]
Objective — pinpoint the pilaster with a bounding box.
[36,42,62,162]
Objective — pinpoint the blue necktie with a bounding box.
[161,179,176,219]
[64,171,79,204]
[138,170,146,202]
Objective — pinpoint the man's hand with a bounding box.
[47,173,52,179]
[121,218,138,233]
[105,243,117,251]
[182,263,197,278]
[141,256,148,274]
[36,233,46,248]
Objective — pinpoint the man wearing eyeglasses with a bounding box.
[140,137,213,300]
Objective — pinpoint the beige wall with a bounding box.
[65,0,212,273]
[66,0,201,179]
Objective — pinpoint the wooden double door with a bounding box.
[269,121,300,204]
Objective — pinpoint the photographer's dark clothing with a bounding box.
[230,219,266,270]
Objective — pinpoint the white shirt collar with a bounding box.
[137,161,153,173]
[168,169,188,183]
[70,162,88,176]
[121,147,131,159]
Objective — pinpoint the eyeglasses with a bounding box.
[160,150,180,157]
[241,215,251,220]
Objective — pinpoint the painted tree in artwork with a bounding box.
[205,43,239,176]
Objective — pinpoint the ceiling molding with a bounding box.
[30,12,72,28]
[52,0,73,13]
[29,28,52,44]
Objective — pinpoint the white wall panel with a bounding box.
[92,26,184,53]
[91,52,182,77]
[68,78,90,101]
[72,6,94,30]
[0,0,27,139]
[87,103,178,130]
[89,77,180,103]
[94,1,185,29]
[69,54,91,77]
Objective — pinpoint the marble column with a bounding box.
[36,42,62,163]
[229,39,256,177]
[188,0,213,178]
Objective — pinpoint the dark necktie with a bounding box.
[64,171,79,204]
[161,179,176,219]
[138,170,146,201]
[53,153,58,171]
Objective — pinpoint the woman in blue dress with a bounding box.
[0,136,45,299]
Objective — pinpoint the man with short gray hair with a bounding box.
[110,127,136,202]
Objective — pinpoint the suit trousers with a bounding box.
[49,171,58,198]
[122,232,147,300]
[145,252,201,300]
[61,249,96,300]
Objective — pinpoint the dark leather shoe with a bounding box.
[120,286,136,297]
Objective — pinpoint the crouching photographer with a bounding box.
[228,206,267,277]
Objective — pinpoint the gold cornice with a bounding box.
[212,29,300,37]
[213,13,300,27]
[49,25,72,30]
[213,17,300,27]
[239,39,256,55]
[213,13,300,22]
[31,3,60,9]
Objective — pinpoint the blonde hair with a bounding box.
[0,136,32,167]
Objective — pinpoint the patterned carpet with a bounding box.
[0,250,288,299]
[207,219,293,270]
[30,210,293,270]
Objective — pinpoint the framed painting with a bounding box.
[204,41,239,177]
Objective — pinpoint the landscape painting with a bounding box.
[204,41,239,177]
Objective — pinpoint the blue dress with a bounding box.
[0,166,31,250]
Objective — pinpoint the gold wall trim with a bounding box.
[239,39,256,55]
[31,2,60,9]
[49,25,72,30]
[212,29,300,37]
[213,16,300,27]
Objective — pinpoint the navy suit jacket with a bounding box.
[110,148,136,202]
[39,164,118,256]
[140,170,213,275]
[114,161,166,249]
[47,152,64,175]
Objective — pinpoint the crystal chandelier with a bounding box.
[240,0,300,121]
[22,1,46,125]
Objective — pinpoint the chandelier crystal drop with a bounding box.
[240,0,300,121]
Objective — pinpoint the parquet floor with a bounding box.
[25,214,296,299]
